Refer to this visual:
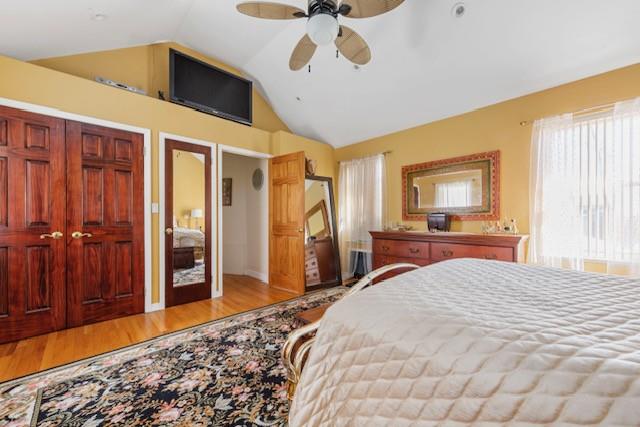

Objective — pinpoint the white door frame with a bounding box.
[158,132,218,309]
[217,145,271,297]
[0,97,154,312]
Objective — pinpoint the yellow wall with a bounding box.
[0,51,334,304]
[8,40,639,299]
[271,130,338,185]
[172,151,206,230]
[335,63,640,235]
[31,45,152,95]
[31,42,291,134]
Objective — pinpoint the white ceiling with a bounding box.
[2,1,640,147]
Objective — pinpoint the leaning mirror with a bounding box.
[304,176,342,289]
[402,151,500,221]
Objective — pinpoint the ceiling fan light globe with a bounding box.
[306,13,339,45]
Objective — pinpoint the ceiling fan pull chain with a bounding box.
[308,64,311,73]
[336,49,339,59]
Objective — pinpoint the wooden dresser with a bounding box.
[305,237,337,287]
[371,231,528,280]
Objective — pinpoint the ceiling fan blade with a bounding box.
[289,34,317,71]
[237,2,306,20]
[339,0,404,18]
[335,25,371,65]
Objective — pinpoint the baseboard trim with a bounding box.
[147,302,165,313]
[245,269,268,283]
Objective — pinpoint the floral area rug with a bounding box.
[0,287,345,426]
[173,260,206,287]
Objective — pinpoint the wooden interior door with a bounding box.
[164,139,212,307]
[65,121,144,327]
[0,106,67,344]
[269,151,305,294]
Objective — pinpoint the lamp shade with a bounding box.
[191,209,203,218]
[307,14,339,46]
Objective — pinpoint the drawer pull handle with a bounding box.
[382,245,390,252]
[442,249,453,257]
[409,248,420,254]
[484,254,497,260]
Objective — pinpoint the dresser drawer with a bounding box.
[373,239,430,260]
[305,247,317,260]
[306,268,321,286]
[305,258,318,270]
[373,255,430,269]
[431,243,514,262]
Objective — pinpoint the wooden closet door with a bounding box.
[269,151,305,295]
[0,106,66,344]
[66,121,144,327]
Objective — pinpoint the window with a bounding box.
[529,98,640,274]
[338,154,386,278]
[434,180,473,208]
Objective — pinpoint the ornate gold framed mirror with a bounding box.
[402,151,500,221]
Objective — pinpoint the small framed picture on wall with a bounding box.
[222,178,232,206]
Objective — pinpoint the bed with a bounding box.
[173,226,205,249]
[286,259,640,426]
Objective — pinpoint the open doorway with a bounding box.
[218,148,270,295]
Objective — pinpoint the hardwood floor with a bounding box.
[0,275,295,383]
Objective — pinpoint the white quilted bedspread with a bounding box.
[289,259,640,426]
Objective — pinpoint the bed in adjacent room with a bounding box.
[173,226,205,249]
[287,259,640,426]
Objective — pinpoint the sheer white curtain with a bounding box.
[435,181,472,208]
[338,154,386,278]
[529,98,640,275]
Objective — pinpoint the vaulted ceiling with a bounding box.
[2,0,640,147]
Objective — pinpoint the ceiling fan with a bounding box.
[236,0,405,70]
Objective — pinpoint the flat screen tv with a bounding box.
[170,49,252,126]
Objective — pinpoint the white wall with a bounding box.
[222,153,268,282]
[246,158,269,281]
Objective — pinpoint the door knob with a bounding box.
[298,228,304,233]
[165,228,174,235]
[71,231,93,239]
[40,231,63,240]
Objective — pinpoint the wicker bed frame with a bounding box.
[282,263,420,399]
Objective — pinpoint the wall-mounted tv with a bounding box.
[170,49,252,126]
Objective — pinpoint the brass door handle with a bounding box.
[442,249,454,257]
[298,228,303,233]
[165,228,173,235]
[40,231,63,240]
[409,247,420,254]
[71,231,93,239]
